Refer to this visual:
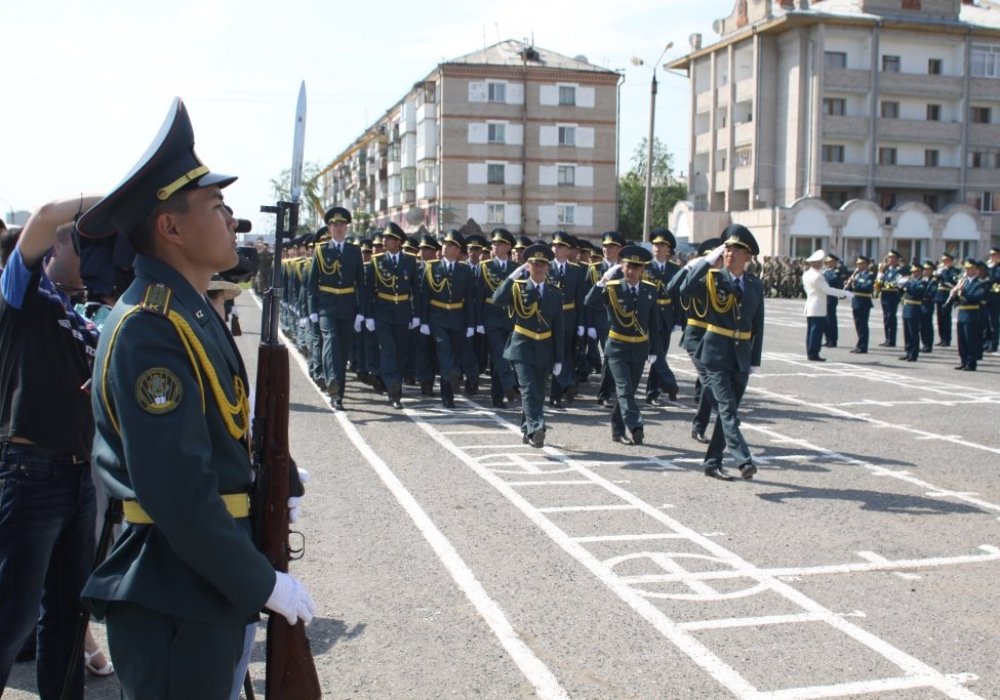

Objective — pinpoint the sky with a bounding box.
[1,0,730,235]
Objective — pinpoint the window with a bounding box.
[824,51,847,69]
[969,150,987,168]
[923,194,940,211]
[879,191,897,209]
[878,147,897,165]
[822,145,845,163]
[487,123,506,144]
[881,101,899,119]
[557,165,575,186]
[556,204,575,225]
[971,106,992,124]
[924,149,939,167]
[882,55,901,72]
[486,203,505,223]
[928,58,943,75]
[693,194,708,211]
[822,190,849,209]
[488,82,506,103]
[558,125,576,146]
[735,146,752,167]
[983,192,995,212]
[823,98,846,116]
[970,44,999,78]
[558,85,576,106]
[926,104,941,121]
[487,163,505,184]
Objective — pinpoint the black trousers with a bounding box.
[853,306,870,351]
[702,368,752,468]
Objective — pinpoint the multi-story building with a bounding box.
[318,40,621,241]
[668,0,1000,260]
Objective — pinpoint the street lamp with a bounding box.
[632,42,673,242]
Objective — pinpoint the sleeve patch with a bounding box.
[135,367,184,414]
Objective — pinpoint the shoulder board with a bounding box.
[513,279,527,285]
[372,252,386,259]
[605,279,622,286]
[641,279,657,288]
[568,261,581,268]
[138,283,172,317]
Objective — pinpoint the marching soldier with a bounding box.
[822,253,847,347]
[934,252,960,347]
[585,231,625,406]
[678,225,765,481]
[585,245,658,446]
[420,230,476,408]
[492,244,564,447]
[644,228,681,405]
[307,206,366,409]
[76,98,313,697]
[414,234,441,395]
[985,247,1000,354]
[876,249,904,347]
[899,262,931,362]
[478,229,519,408]
[953,258,988,371]
[463,233,489,394]
[547,231,586,407]
[845,255,876,354]
[919,260,937,353]
[367,222,421,408]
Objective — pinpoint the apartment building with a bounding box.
[318,40,621,241]
[668,0,1000,260]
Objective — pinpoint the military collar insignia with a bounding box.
[135,367,183,414]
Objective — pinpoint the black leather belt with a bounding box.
[0,442,86,465]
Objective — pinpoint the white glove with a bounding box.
[287,466,309,524]
[552,362,562,376]
[842,290,854,299]
[409,317,420,330]
[508,262,529,280]
[576,326,585,337]
[466,327,475,338]
[365,318,375,332]
[705,243,727,265]
[476,325,486,335]
[647,354,656,364]
[600,263,622,282]
[298,317,308,328]
[309,313,318,323]
[586,327,598,340]
[353,314,364,332]
[419,324,431,335]
[265,572,316,626]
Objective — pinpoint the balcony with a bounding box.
[695,131,714,152]
[733,121,754,145]
[417,182,437,200]
[823,68,871,94]
[735,77,754,104]
[823,115,869,141]
[970,77,1000,101]
[820,161,868,186]
[874,164,960,188]
[968,123,1000,147]
[967,168,1000,189]
[401,102,416,133]
[877,72,963,99]
[388,160,401,177]
[695,90,713,112]
[876,118,962,144]
[733,165,754,190]
[417,102,436,123]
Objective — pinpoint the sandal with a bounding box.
[83,648,115,677]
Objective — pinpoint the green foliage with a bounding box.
[270,161,324,234]
[618,138,687,241]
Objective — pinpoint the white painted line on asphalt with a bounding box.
[537,504,639,513]
[276,334,570,700]
[678,612,824,631]
[573,534,687,543]
[505,480,597,486]
[767,675,962,700]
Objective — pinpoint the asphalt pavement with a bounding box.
[7,295,998,699]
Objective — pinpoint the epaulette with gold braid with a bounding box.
[138,283,172,317]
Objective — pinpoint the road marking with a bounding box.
[275,330,570,700]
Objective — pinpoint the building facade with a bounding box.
[319,40,621,241]
[668,0,1000,259]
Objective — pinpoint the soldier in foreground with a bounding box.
[76,99,314,698]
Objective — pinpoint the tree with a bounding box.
[618,138,687,241]
[270,161,324,234]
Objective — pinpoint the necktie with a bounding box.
[537,284,543,298]
[630,285,638,303]
[734,277,743,295]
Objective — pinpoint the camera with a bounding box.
[220,246,259,284]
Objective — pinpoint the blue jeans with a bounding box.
[0,446,96,700]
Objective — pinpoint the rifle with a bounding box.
[251,81,321,700]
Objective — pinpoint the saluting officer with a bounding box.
[478,229,519,408]
[585,231,625,406]
[585,245,658,446]
[934,252,960,347]
[420,230,476,408]
[367,222,421,408]
[307,206,366,409]
[644,228,681,405]
[845,255,876,354]
[547,231,586,407]
[679,225,765,481]
[876,249,905,347]
[492,244,564,448]
[76,99,314,697]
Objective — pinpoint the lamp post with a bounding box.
[632,42,673,243]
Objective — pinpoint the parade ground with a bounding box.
[8,296,999,699]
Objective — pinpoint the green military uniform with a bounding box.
[492,244,564,447]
